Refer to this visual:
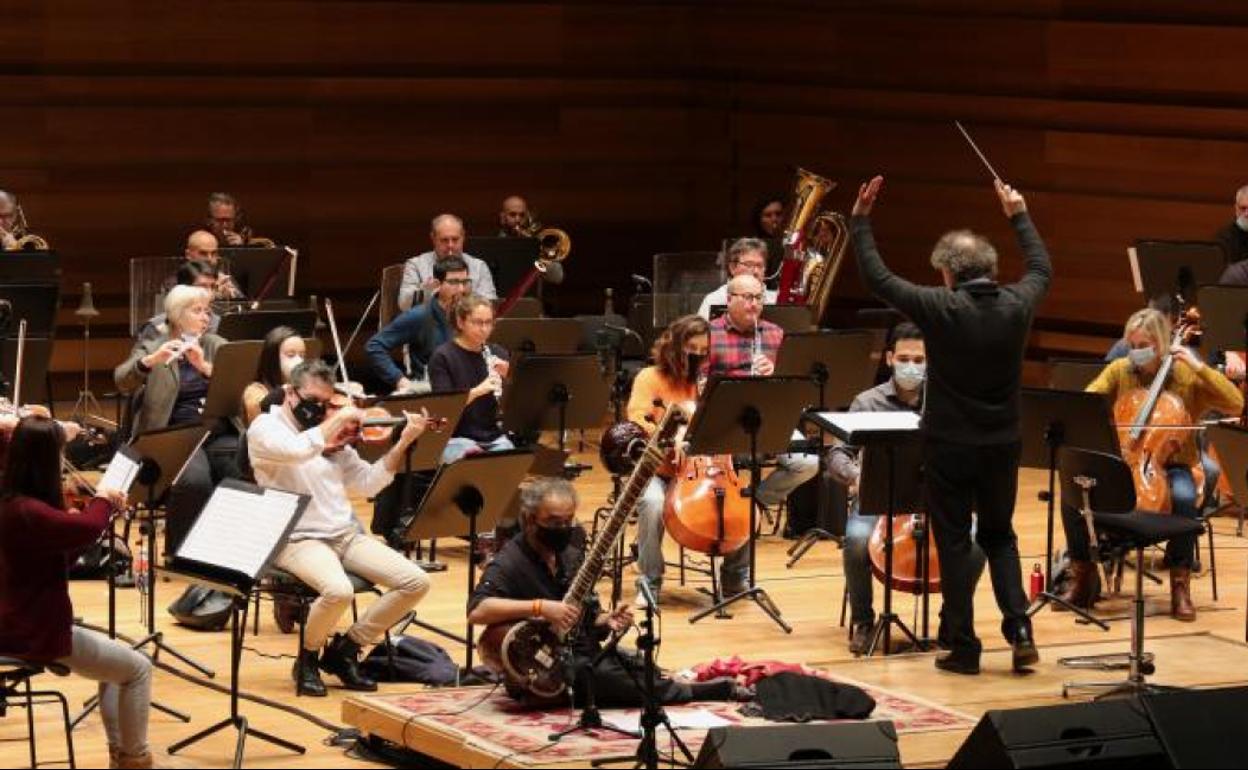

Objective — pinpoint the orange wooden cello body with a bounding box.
[663,454,751,557]
[868,513,942,594]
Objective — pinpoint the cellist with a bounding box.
[826,322,985,655]
[1058,308,1243,621]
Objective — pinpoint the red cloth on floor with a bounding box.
[691,656,827,687]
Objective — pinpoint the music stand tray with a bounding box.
[776,330,878,410]
[1019,388,1118,629]
[1131,240,1224,304]
[216,308,318,340]
[685,376,814,632]
[501,355,610,444]
[218,246,293,299]
[492,318,583,356]
[1197,285,1248,357]
[0,283,58,337]
[1208,424,1248,543]
[402,449,536,669]
[200,341,263,424]
[1048,358,1109,392]
[355,390,468,465]
[465,236,539,295]
[0,252,59,283]
[130,423,211,506]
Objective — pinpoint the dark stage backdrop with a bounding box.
[4,1,1247,377]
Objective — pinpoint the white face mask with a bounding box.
[279,355,304,382]
[1128,346,1157,369]
[893,361,926,392]
[1236,214,1248,232]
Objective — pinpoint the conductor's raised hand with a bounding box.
[852,176,884,217]
[995,179,1027,218]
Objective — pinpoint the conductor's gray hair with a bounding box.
[929,229,998,282]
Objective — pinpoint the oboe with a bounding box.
[482,345,504,401]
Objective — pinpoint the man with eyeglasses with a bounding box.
[697,238,777,320]
[704,274,819,597]
[398,213,497,311]
[367,257,472,395]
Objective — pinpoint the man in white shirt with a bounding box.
[247,360,431,696]
[398,213,497,311]
[696,237,777,319]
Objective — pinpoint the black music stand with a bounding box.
[200,341,263,426]
[1198,285,1248,424]
[466,236,540,296]
[1048,357,1108,391]
[1020,388,1119,629]
[128,423,215,677]
[1206,425,1248,639]
[0,282,58,403]
[777,330,879,564]
[1131,240,1224,306]
[806,410,922,656]
[492,318,583,357]
[218,246,294,299]
[686,376,813,632]
[165,479,310,768]
[0,252,59,283]
[402,449,535,670]
[216,308,317,340]
[501,355,610,454]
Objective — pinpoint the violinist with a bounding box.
[1059,308,1243,621]
[246,359,432,696]
[629,314,709,605]
[115,284,236,555]
[827,323,986,655]
[241,325,306,427]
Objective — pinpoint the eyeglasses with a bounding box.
[443,278,472,287]
[736,261,766,270]
[729,292,765,303]
[464,317,495,328]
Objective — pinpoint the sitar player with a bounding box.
[850,176,1050,675]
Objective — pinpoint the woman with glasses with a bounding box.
[428,294,515,463]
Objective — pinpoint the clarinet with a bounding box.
[482,345,504,401]
[750,323,763,376]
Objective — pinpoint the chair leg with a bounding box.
[25,677,37,770]
[54,690,77,769]
[1208,525,1218,602]
[839,582,849,629]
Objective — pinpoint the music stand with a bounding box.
[216,308,317,340]
[1206,425,1248,637]
[1197,285,1248,423]
[1020,388,1119,629]
[0,282,58,403]
[776,330,879,565]
[165,479,310,768]
[501,355,610,453]
[1048,357,1108,391]
[128,423,215,677]
[1130,240,1224,305]
[402,449,535,669]
[686,376,814,632]
[465,237,539,296]
[805,410,921,655]
[200,341,263,426]
[492,318,583,357]
[218,246,295,299]
[0,252,59,283]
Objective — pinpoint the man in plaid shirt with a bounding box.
[704,274,819,594]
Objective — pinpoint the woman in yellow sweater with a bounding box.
[1059,308,1243,621]
[626,314,710,605]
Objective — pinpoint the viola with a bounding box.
[663,454,751,557]
[868,513,941,594]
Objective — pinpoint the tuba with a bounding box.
[774,168,848,326]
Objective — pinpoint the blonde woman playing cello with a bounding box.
[1058,308,1243,621]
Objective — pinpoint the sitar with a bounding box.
[478,403,687,699]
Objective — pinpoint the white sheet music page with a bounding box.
[98,449,141,494]
[177,487,301,579]
[815,411,921,438]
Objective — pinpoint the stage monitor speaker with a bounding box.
[1140,686,1248,768]
[692,721,900,769]
[947,699,1167,769]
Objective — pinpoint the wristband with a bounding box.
[532,599,543,619]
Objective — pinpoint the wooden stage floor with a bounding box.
[4,453,1247,768]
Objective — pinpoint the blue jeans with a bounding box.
[843,509,986,627]
[440,435,515,464]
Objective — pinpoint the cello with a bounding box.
[868,513,941,594]
[664,452,751,557]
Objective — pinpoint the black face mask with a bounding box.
[291,396,326,430]
[685,352,706,382]
[535,524,575,552]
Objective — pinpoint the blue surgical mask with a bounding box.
[1128,346,1157,369]
[1237,215,1248,232]
[894,362,926,392]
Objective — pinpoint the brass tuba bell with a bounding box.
[775,167,848,326]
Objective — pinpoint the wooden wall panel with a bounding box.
[0,1,1245,383]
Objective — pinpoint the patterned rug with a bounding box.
[368,672,974,767]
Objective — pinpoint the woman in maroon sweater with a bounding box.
[0,415,160,769]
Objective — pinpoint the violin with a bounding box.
[868,513,941,594]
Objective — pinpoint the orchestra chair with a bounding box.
[378,264,405,330]
[0,657,76,769]
[252,569,402,696]
[1056,447,1204,699]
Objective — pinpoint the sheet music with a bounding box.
[97,448,141,494]
[814,411,921,435]
[177,486,301,579]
